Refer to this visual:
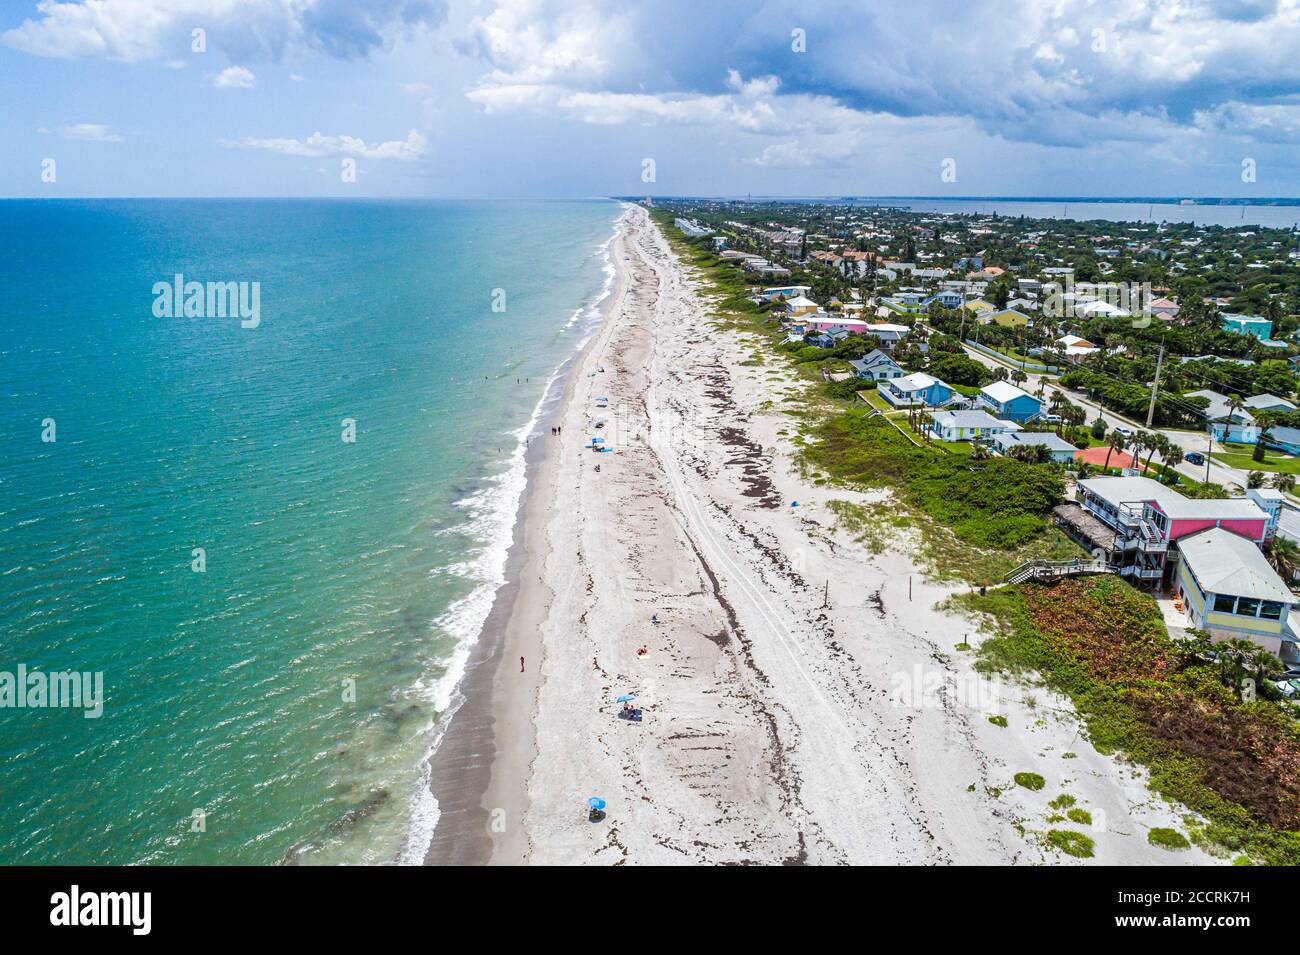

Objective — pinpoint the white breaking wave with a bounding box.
[397,207,624,865]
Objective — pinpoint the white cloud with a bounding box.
[214,65,256,88]
[224,128,428,161]
[1,0,445,63]
[40,123,124,142]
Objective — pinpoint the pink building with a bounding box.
[1069,476,1269,585]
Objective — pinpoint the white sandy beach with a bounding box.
[428,205,1219,866]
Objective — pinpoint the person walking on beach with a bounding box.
[520,656,525,672]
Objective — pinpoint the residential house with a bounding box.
[962,299,997,318]
[927,409,1008,442]
[783,295,821,318]
[848,349,905,381]
[1245,488,1285,541]
[1264,426,1300,455]
[758,285,812,303]
[978,380,1043,423]
[863,322,910,352]
[801,315,871,335]
[1175,527,1297,658]
[1184,390,1259,443]
[1149,296,1180,320]
[1243,394,1298,415]
[925,289,964,310]
[806,327,851,348]
[1059,475,1270,584]
[1221,313,1273,340]
[881,292,927,314]
[992,430,1077,463]
[1057,334,1099,361]
[880,372,954,408]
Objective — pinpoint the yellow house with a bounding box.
[783,295,820,317]
[1175,527,1296,656]
[962,298,996,317]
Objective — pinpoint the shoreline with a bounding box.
[422,208,631,865]
[427,204,1212,866]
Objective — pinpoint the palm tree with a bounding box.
[1144,432,1165,473]
[1159,438,1182,484]
[1273,472,1296,493]
[1248,470,1267,489]
[1222,394,1246,447]
[1269,536,1300,580]
[1103,430,1126,473]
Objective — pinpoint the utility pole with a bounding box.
[1145,339,1165,429]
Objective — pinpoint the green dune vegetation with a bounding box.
[959,575,1300,865]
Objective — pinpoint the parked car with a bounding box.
[1184,451,1205,465]
[1113,425,1134,437]
[1040,414,1063,424]
[1274,678,1300,699]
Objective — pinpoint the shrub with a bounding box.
[1148,828,1191,851]
[1045,829,1095,858]
[1015,772,1046,791]
[988,714,1008,727]
[1067,808,1093,825]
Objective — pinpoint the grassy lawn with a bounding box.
[858,388,893,412]
[1212,443,1300,475]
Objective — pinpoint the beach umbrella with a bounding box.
[615,694,635,702]
[587,797,606,811]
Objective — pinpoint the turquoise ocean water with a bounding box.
[0,198,619,864]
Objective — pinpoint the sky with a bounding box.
[4,0,1300,198]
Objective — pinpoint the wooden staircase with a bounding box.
[1004,558,1113,585]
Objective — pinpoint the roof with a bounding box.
[850,349,900,370]
[930,410,1004,429]
[1179,527,1294,604]
[981,380,1036,405]
[994,431,1077,452]
[784,295,818,308]
[890,372,940,392]
[1244,394,1298,412]
[1185,390,1256,424]
[1078,476,1268,522]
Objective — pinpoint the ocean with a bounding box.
[0,198,620,864]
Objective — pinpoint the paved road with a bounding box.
[948,335,1250,490]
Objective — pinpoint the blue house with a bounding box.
[1265,426,1300,455]
[1221,313,1273,340]
[880,372,954,408]
[924,290,964,310]
[977,380,1042,423]
[848,348,905,381]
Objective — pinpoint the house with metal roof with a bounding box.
[926,409,1008,442]
[879,372,954,408]
[978,380,1042,423]
[1175,527,1297,656]
[992,430,1077,464]
[848,348,904,381]
[1055,476,1270,585]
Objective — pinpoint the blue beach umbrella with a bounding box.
[588,797,606,811]
[615,694,635,702]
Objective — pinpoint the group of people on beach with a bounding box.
[549,426,562,436]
